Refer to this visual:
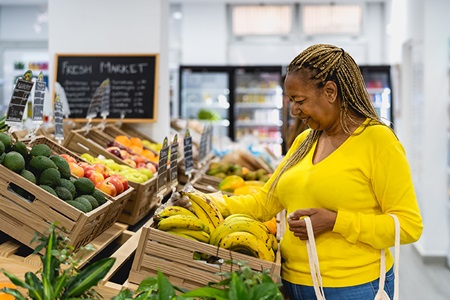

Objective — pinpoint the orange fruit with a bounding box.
[0,283,16,300]
[115,135,131,147]
[130,137,143,148]
[264,217,277,235]
[130,145,143,154]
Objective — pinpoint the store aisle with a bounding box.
[400,244,450,299]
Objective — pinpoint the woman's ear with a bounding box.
[324,81,338,102]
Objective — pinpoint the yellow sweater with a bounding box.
[220,119,423,287]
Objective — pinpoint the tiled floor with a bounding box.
[400,244,450,299]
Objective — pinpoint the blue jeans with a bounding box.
[282,266,395,300]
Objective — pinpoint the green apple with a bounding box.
[80,153,95,163]
[137,168,154,179]
[122,172,146,183]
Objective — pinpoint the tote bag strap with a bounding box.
[376,214,401,300]
[305,216,326,300]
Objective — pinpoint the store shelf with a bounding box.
[185,102,230,109]
[198,119,230,127]
[235,102,281,109]
[235,120,282,127]
[235,87,281,94]
[367,87,391,94]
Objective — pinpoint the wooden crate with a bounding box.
[128,219,282,291]
[21,135,133,238]
[63,129,160,225]
[0,163,113,251]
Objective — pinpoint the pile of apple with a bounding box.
[60,153,129,197]
[80,153,153,184]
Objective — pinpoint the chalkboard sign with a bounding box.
[54,54,158,122]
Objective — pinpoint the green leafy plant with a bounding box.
[0,223,115,300]
[113,260,283,300]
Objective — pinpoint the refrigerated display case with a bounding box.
[359,65,394,126]
[179,65,284,157]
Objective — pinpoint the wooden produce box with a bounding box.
[63,129,160,225]
[0,162,113,251]
[128,220,282,291]
[22,136,132,238]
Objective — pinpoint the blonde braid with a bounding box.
[266,44,391,211]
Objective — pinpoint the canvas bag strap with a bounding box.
[376,214,400,300]
[305,216,326,300]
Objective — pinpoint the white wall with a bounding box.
[48,0,170,143]
[0,5,48,41]
[396,0,450,261]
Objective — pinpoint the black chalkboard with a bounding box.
[54,54,158,122]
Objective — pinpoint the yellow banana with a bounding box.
[166,230,197,241]
[170,228,210,243]
[224,213,257,222]
[154,205,197,220]
[269,233,278,251]
[210,216,271,247]
[181,190,224,229]
[219,231,275,262]
[156,214,210,233]
[189,200,216,234]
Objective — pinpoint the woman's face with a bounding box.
[284,71,339,131]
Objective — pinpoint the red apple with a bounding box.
[146,162,157,173]
[83,168,97,179]
[120,150,130,160]
[88,171,104,186]
[92,163,109,178]
[123,158,136,168]
[106,146,122,158]
[69,162,84,177]
[97,180,117,197]
[136,162,146,169]
[111,174,128,190]
[61,154,77,164]
[104,176,124,194]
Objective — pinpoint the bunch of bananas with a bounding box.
[210,214,278,262]
[0,115,9,133]
[153,190,225,244]
[153,189,278,263]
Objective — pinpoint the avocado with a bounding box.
[39,168,61,187]
[40,185,58,197]
[30,144,51,157]
[50,155,71,179]
[74,197,93,212]
[29,156,57,175]
[0,133,12,150]
[12,141,28,158]
[20,169,36,184]
[0,141,5,156]
[3,151,26,173]
[74,177,95,195]
[59,178,77,198]
[55,186,73,201]
[66,200,90,213]
[0,152,5,164]
[80,194,99,209]
[91,189,107,205]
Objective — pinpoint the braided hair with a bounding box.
[266,44,390,206]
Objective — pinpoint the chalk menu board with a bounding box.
[54,54,158,122]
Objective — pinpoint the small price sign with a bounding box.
[156,137,169,197]
[169,134,179,190]
[32,71,46,122]
[183,129,194,176]
[198,126,208,166]
[6,70,34,125]
[54,94,64,142]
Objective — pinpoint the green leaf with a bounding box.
[181,286,228,300]
[25,271,44,300]
[111,289,134,299]
[229,272,250,300]
[53,270,68,297]
[1,269,33,290]
[135,276,158,293]
[0,288,27,300]
[65,257,115,297]
[42,226,58,284]
[42,275,55,300]
[156,270,176,299]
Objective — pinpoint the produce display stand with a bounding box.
[0,222,128,297]
[21,135,133,238]
[63,128,163,225]
[0,161,113,251]
[127,217,282,291]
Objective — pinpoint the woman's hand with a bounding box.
[287,208,337,240]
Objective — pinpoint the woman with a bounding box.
[174,44,423,299]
